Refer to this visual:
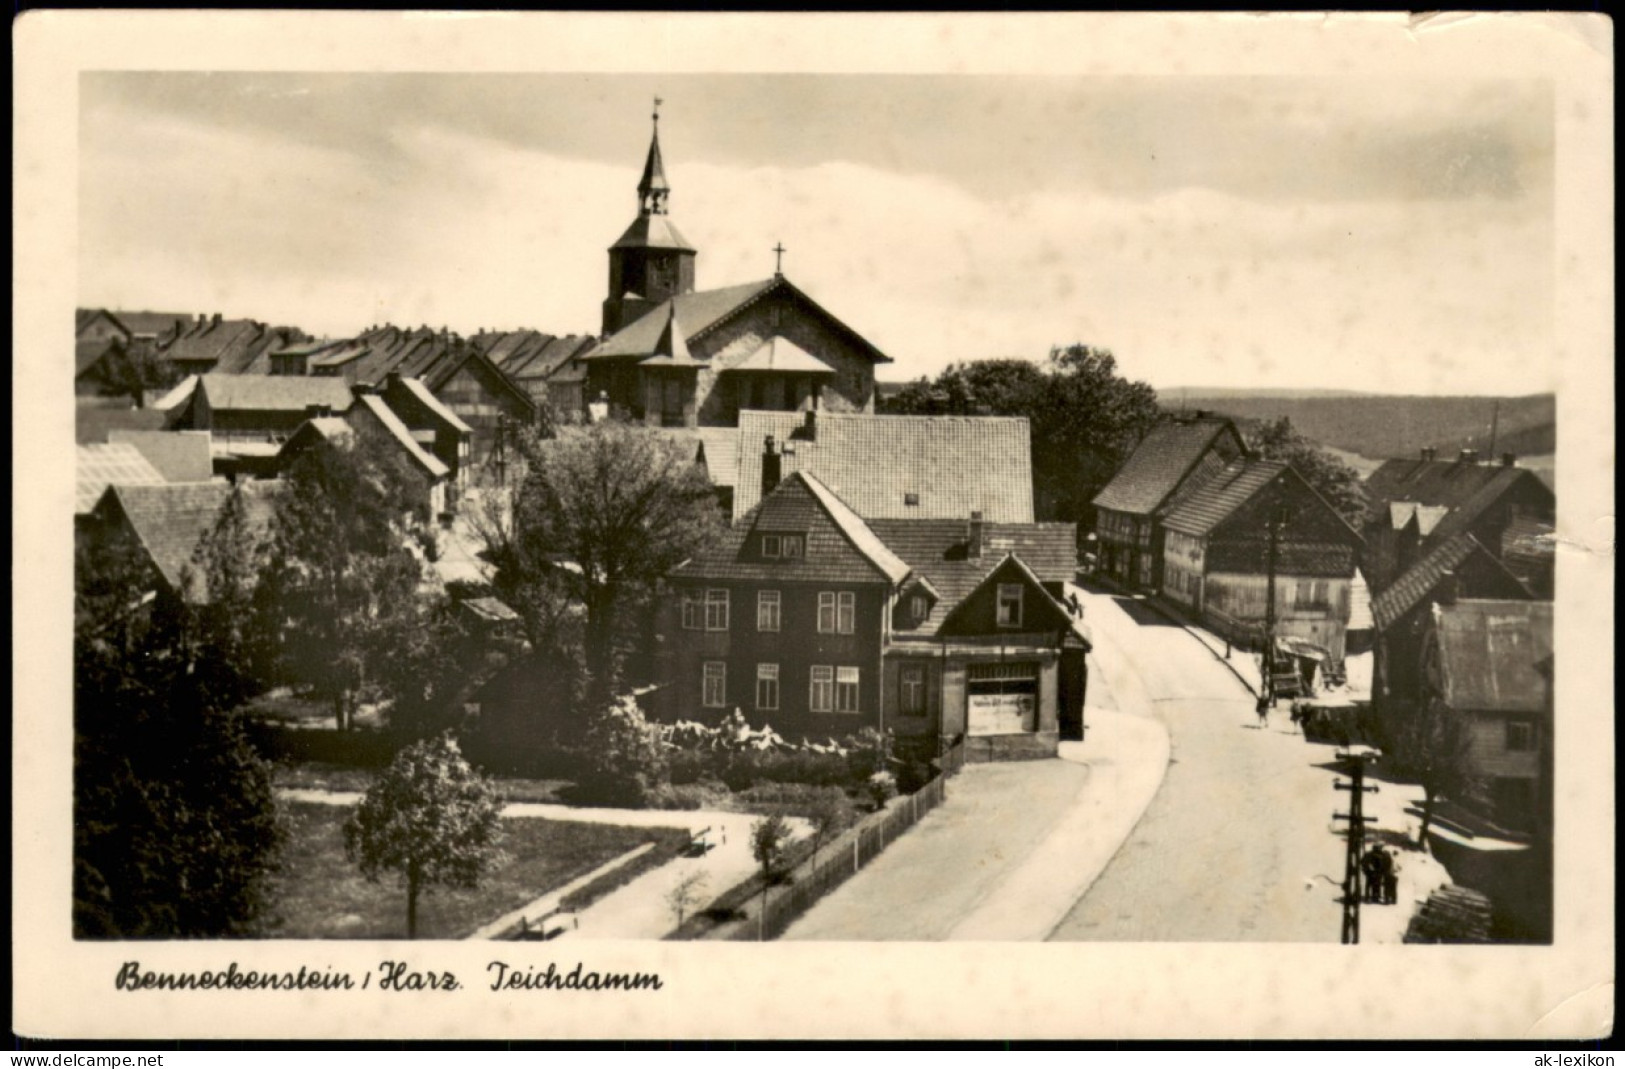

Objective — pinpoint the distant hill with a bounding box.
[1173,393,1555,461]
[1161,386,1372,400]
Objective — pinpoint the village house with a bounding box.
[1159,458,1364,660]
[1369,531,1533,737]
[731,410,1036,524]
[106,429,214,485]
[473,329,599,418]
[276,399,452,519]
[158,313,312,378]
[1361,448,1555,596]
[76,442,167,519]
[655,471,1086,762]
[579,113,891,428]
[159,373,359,480]
[75,309,189,398]
[1090,414,1248,591]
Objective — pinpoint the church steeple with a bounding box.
[602,98,699,336]
[637,99,671,216]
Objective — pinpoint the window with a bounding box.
[762,534,781,558]
[837,591,855,634]
[756,664,780,710]
[702,662,726,708]
[1505,719,1535,752]
[681,590,702,630]
[757,590,781,632]
[780,535,803,558]
[835,667,861,713]
[904,492,920,507]
[704,588,729,631]
[817,592,837,633]
[810,666,834,712]
[996,583,1024,628]
[900,664,926,716]
[909,593,930,621]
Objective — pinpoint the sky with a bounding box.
[78,72,1556,395]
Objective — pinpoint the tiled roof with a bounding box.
[198,373,355,413]
[733,411,1034,524]
[106,481,280,598]
[1093,417,1241,516]
[104,310,194,337]
[77,442,167,514]
[480,332,596,380]
[649,427,740,489]
[587,279,777,360]
[395,376,473,434]
[1158,459,1289,537]
[107,430,214,483]
[869,518,1077,633]
[1433,599,1553,713]
[161,319,308,376]
[1364,458,1547,523]
[75,403,168,445]
[304,327,534,415]
[1370,533,1524,632]
[730,336,836,374]
[673,471,907,585]
[610,213,695,252]
[1423,468,1556,547]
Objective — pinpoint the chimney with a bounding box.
[1420,447,1437,462]
[967,510,986,559]
[1458,448,1479,464]
[1436,570,1459,606]
[762,435,782,497]
[1502,452,1517,468]
[212,312,223,327]
[174,317,186,337]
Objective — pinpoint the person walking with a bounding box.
[1255,694,1270,729]
[1382,849,1401,906]
[1361,846,1383,903]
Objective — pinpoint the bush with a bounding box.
[865,771,899,810]
[564,694,672,807]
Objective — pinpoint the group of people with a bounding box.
[1360,844,1401,905]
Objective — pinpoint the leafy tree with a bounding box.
[881,346,1161,528]
[665,870,708,929]
[493,421,722,707]
[571,693,673,806]
[1246,416,1369,528]
[1387,699,1481,844]
[259,429,429,729]
[749,813,793,940]
[804,786,851,868]
[73,524,282,938]
[344,732,506,939]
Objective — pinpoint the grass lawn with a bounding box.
[273,762,572,804]
[260,801,689,939]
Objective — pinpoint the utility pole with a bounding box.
[1262,504,1289,707]
[1333,748,1380,944]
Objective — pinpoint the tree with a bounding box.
[73,524,282,938]
[665,870,708,930]
[1246,416,1369,528]
[1387,698,1481,844]
[571,693,673,806]
[804,786,851,869]
[259,429,429,729]
[496,421,722,707]
[344,732,506,939]
[749,813,793,940]
[880,346,1161,528]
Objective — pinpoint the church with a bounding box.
[580,106,892,428]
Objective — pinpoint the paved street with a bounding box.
[1050,585,1355,942]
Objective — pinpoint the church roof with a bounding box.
[638,127,670,197]
[729,335,836,375]
[610,213,696,252]
[638,305,704,367]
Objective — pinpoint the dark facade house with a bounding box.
[1370,531,1533,733]
[581,117,891,428]
[731,410,1036,524]
[657,471,1086,761]
[374,373,474,499]
[474,329,599,417]
[1417,599,1553,836]
[1160,459,1364,660]
[1091,415,1247,590]
[1362,449,1555,595]
[302,327,535,470]
[278,398,452,518]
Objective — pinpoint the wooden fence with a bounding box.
[728,735,967,941]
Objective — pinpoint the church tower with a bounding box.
[602,100,698,336]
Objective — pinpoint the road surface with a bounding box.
[1049,587,1349,942]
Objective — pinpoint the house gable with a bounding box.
[1199,467,1363,578]
[937,554,1074,639]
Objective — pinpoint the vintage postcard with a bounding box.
[13,11,1614,1042]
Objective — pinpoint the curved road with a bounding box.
[1049,588,1348,943]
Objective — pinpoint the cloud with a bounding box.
[78,103,1553,394]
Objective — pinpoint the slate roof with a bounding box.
[1160,459,1290,537]
[77,442,167,514]
[733,411,1034,524]
[1093,417,1243,516]
[1370,533,1527,632]
[107,430,214,483]
[1432,599,1553,713]
[103,481,280,599]
[478,331,596,381]
[673,471,908,585]
[198,373,355,413]
[869,519,1077,634]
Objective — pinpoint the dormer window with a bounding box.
[904,492,920,507]
[996,583,1024,628]
[909,593,930,621]
[762,533,804,559]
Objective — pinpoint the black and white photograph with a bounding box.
[14,11,1613,1043]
